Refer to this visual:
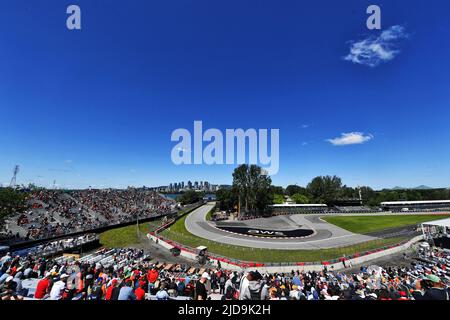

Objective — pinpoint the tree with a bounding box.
[272,194,285,204]
[291,193,309,204]
[0,188,27,221]
[177,190,202,205]
[215,188,238,211]
[307,175,342,205]
[270,186,284,196]
[285,185,307,197]
[340,185,358,199]
[232,164,272,217]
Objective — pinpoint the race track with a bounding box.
[184,203,377,250]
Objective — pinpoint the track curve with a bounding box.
[184,203,377,250]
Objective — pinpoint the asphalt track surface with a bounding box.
[184,203,377,250]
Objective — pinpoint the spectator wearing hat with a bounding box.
[0,252,12,269]
[413,274,450,300]
[289,284,302,300]
[135,281,147,300]
[195,272,210,300]
[269,288,279,300]
[89,277,104,300]
[49,273,69,300]
[105,279,119,300]
[0,275,23,300]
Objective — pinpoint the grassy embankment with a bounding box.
[322,214,448,234]
[159,214,407,263]
[101,209,446,262]
[99,204,202,248]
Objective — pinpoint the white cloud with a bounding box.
[301,124,310,129]
[64,159,73,164]
[344,25,409,67]
[301,142,308,146]
[327,132,373,146]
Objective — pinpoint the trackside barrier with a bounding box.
[148,204,432,272]
[150,203,203,234]
[147,232,424,273]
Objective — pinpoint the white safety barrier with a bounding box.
[147,233,424,273]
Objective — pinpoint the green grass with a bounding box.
[322,214,449,234]
[205,205,216,221]
[99,204,202,248]
[99,220,167,248]
[160,214,407,263]
[100,208,441,263]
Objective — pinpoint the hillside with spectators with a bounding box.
[0,189,176,244]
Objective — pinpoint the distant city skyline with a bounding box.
[1,1,450,190]
[0,168,447,192]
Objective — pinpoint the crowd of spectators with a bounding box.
[1,246,449,301]
[1,189,175,243]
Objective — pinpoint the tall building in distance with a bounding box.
[160,180,221,192]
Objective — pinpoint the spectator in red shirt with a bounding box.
[34,272,52,299]
[146,267,159,294]
[147,268,159,284]
[135,281,146,300]
[105,279,119,300]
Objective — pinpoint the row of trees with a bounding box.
[0,188,27,221]
[215,169,450,217]
[232,164,273,214]
[284,176,450,206]
[176,190,203,205]
[215,165,273,216]
[283,176,365,205]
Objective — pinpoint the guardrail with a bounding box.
[147,202,428,270]
[151,202,204,234]
[148,231,422,271]
[150,211,421,268]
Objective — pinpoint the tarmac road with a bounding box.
[184,203,377,250]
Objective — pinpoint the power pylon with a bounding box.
[9,165,19,187]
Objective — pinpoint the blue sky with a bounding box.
[1,0,450,189]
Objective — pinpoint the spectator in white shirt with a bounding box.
[49,274,69,300]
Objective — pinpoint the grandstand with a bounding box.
[270,203,376,215]
[421,217,450,250]
[1,189,176,244]
[270,203,328,215]
[381,200,450,212]
[13,234,99,258]
[334,206,376,213]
